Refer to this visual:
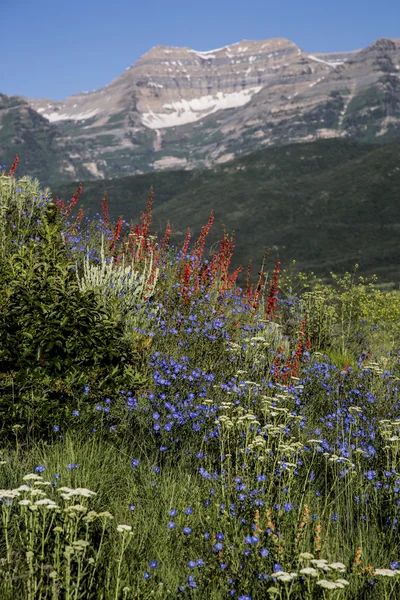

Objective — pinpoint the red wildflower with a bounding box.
[266,257,281,321]
[181,228,191,258]
[61,183,83,219]
[192,212,214,270]
[245,260,253,302]
[110,215,124,262]
[8,155,19,177]
[161,220,172,253]
[102,191,110,231]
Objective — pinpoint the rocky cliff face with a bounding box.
[1,37,400,184]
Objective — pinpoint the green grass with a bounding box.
[1,165,400,598]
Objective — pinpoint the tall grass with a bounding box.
[1,157,400,598]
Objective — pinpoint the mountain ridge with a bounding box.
[1,36,400,184]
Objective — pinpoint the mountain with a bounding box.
[1,37,400,185]
[52,138,400,287]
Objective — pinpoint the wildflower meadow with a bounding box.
[1,155,400,599]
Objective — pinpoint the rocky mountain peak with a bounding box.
[367,38,400,52]
[2,36,400,184]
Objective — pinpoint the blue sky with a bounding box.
[3,0,399,100]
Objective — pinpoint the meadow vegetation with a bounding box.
[1,156,400,598]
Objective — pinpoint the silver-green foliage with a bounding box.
[0,174,52,258]
[74,232,160,324]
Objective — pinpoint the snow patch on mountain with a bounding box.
[189,41,246,57]
[308,55,345,67]
[141,86,263,129]
[37,107,101,123]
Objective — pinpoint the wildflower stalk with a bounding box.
[102,191,111,231]
[181,228,191,257]
[114,527,133,600]
[8,155,19,177]
[266,257,281,321]
[110,215,124,261]
[64,545,74,600]
[87,519,109,593]
[26,550,35,600]
[55,183,83,221]
[245,259,253,302]
[1,503,12,567]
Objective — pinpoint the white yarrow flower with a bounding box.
[0,489,20,499]
[299,552,314,560]
[74,488,97,497]
[316,580,338,589]
[23,474,43,481]
[28,489,47,497]
[276,573,296,582]
[58,487,96,498]
[117,524,133,533]
[299,567,318,576]
[66,504,87,513]
[374,569,396,577]
[329,562,346,570]
[34,498,57,507]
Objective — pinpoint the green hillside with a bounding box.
[52,138,400,286]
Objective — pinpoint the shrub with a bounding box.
[0,179,149,440]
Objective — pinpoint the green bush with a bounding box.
[0,182,149,440]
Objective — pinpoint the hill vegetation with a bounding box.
[51,138,400,287]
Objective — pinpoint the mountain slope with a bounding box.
[52,138,400,285]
